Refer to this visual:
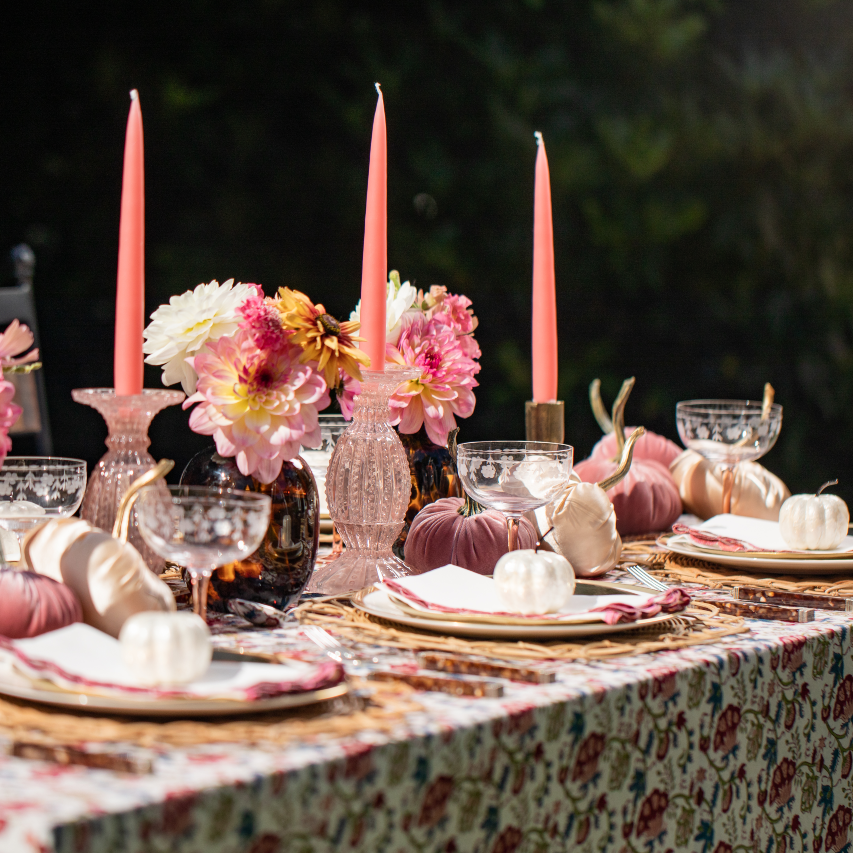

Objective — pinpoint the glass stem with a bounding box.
[507,516,521,552]
[192,573,211,624]
[721,466,735,514]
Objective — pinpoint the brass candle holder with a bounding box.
[525,400,565,444]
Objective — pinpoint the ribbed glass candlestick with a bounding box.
[71,388,185,571]
[306,365,420,594]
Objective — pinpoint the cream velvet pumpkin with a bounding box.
[779,485,850,550]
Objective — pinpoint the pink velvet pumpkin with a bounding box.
[589,428,682,468]
[0,570,82,639]
[574,456,681,535]
[404,496,538,575]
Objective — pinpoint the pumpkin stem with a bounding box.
[448,427,460,465]
[535,525,555,552]
[817,479,839,496]
[611,377,636,459]
[762,383,775,421]
[458,491,486,517]
[598,426,644,492]
[589,379,614,434]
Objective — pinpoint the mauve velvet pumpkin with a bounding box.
[404,497,538,575]
[589,428,682,468]
[573,456,682,536]
[0,570,82,639]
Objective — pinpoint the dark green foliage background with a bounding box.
[3,0,853,494]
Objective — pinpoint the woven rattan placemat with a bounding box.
[0,678,421,749]
[622,540,853,596]
[294,599,747,663]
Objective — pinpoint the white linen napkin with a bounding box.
[688,514,853,554]
[379,565,657,623]
[0,623,343,700]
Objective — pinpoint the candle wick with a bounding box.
[129,89,139,102]
[534,131,543,146]
[374,82,382,95]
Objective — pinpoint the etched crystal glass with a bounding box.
[0,456,87,564]
[71,388,185,571]
[457,440,573,551]
[306,365,421,594]
[676,399,783,513]
[135,485,272,623]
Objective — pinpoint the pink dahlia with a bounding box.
[238,285,291,352]
[183,329,329,483]
[0,320,39,369]
[0,380,21,464]
[387,315,480,446]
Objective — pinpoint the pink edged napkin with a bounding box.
[673,514,853,555]
[380,566,689,625]
[0,623,343,701]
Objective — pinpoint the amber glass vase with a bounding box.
[394,426,462,559]
[180,447,319,612]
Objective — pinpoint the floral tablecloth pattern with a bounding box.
[1,605,852,853]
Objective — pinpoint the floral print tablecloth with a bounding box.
[1,602,852,853]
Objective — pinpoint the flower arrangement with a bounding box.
[0,320,42,465]
[144,280,362,483]
[352,272,481,446]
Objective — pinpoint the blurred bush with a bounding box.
[2,0,853,492]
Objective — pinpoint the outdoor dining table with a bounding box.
[0,579,851,853]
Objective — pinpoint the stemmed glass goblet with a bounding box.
[135,485,272,623]
[0,456,87,565]
[456,441,573,552]
[675,399,783,514]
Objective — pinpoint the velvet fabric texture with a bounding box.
[669,450,791,521]
[588,428,683,468]
[0,569,82,639]
[574,456,682,536]
[404,497,537,575]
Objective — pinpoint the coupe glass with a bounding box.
[456,441,573,551]
[135,485,272,623]
[676,399,783,513]
[0,456,87,564]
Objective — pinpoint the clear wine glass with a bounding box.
[0,456,87,565]
[456,441,573,551]
[135,485,272,623]
[676,399,783,514]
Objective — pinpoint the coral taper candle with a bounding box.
[531,131,558,403]
[114,89,145,396]
[359,83,387,372]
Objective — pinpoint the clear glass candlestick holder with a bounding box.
[306,365,421,595]
[71,388,185,571]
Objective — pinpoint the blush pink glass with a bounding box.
[306,365,420,594]
[71,388,185,571]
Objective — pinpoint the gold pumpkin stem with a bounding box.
[112,459,175,542]
[611,377,636,459]
[817,479,839,496]
[762,383,775,421]
[589,379,613,434]
[598,426,645,492]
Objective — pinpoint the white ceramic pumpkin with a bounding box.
[493,549,575,615]
[120,611,212,685]
[779,481,850,551]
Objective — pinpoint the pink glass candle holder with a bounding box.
[307,365,420,594]
[71,388,185,571]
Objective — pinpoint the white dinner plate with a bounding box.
[662,533,853,575]
[352,587,676,640]
[0,670,349,717]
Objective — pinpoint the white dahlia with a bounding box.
[143,279,254,394]
[350,270,418,346]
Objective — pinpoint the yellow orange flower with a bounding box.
[275,287,370,387]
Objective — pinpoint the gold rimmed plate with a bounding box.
[352,585,676,640]
[660,533,853,575]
